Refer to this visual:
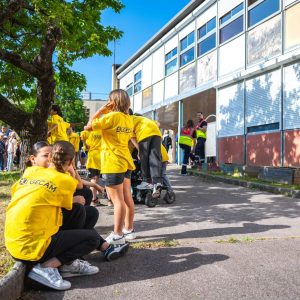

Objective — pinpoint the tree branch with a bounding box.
[0,94,30,129]
[0,48,41,78]
[0,0,27,27]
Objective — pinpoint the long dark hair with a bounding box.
[186,120,194,129]
[51,104,63,118]
[25,141,50,167]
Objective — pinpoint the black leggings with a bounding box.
[139,135,162,184]
[74,186,93,206]
[61,203,99,230]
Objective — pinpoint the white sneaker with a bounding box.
[136,181,153,190]
[123,229,137,241]
[28,264,71,290]
[105,232,126,245]
[59,259,99,278]
[152,183,162,198]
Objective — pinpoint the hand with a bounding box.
[67,164,76,177]
[73,195,85,205]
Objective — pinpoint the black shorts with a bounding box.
[102,170,132,186]
[88,168,100,178]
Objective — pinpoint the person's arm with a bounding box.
[48,124,58,134]
[81,179,104,193]
[73,195,86,205]
[86,102,115,129]
[68,164,84,189]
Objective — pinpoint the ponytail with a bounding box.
[50,141,75,173]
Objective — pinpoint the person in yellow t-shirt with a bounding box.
[67,127,80,168]
[79,129,90,168]
[130,112,163,198]
[47,104,70,143]
[85,129,102,203]
[4,141,108,291]
[86,89,136,244]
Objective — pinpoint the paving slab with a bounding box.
[21,167,300,300]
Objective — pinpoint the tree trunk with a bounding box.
[16,77,55,172]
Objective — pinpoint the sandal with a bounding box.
[92,198,105,206]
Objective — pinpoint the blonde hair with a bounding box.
[108,89,131,114]
[50,141,75,173]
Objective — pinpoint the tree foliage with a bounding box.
[0,0,123,151]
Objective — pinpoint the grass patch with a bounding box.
[0,172,20,278]
[131,239,179,249]
[215,236,300,244]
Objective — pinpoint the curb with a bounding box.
[189,171,300,198]
[0,262,25,300]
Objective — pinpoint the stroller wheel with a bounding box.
[145,192,158,207]
[163,191,176,204]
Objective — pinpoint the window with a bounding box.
[180,31,195,67]
[180,48,194,66]
[134,71,142,93]
[126,83,133,97]
[197,17,216,57]
[165,47,178,76]
[180,32,194,51]
[219,3,244,44]
[248,0,280,28]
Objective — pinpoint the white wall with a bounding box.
[152,46,165,84]
[196,3,217,29]
[142,56,152,89]
[219,34,245,77]
[153,80,164,104]
[165,72,178,99]
[218,0,244,17]
[133,92,142,112]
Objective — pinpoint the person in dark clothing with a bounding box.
[162,131,172,153]
[194,112,207,164]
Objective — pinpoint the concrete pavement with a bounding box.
[21,167,300,300]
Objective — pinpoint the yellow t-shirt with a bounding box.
[161,145,169,162]
[132,116,162,143]
[80,130,90,152]
[92,112,135,173]
[47,119,54,144]
[50,114,70,143]
[5,166,77,261]
[86,130,102,171]
[69,132,80,152]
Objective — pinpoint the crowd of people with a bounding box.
[4,89,173,291]
[0,126,21,172]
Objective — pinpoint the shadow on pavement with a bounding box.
[21,246,229,298]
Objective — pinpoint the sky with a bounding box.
[72,0,191,99]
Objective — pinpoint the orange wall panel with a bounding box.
[246,132,281,166]
[218,136,244,164]
[284,130,300,167]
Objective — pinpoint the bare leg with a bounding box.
[91,176,99,200]
[41,257,61,268]
[106,184,125,236]
[123,178,135,231]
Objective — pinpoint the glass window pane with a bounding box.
[180,47,195,66]
[248,0,280,27]
[180,36,188,51]
[134,71,141,82]
[198,33,216,56]
[220,15,243,44]
[207,17,216,32]
[220,11,231,25]
[165,59,177,76]
[134,81,142,93]
[199,25,207,39]
[166,47,177,61]
[232,3,244,16]
[126,84,133,97]
[187,32,195,46]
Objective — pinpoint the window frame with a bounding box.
[133,70,142,94]
[197,17,217,58]
[165,47,178,76]
[219,3,244,45]
[126,83,133,97]
[179,31,195,68]
[247,0,281,29]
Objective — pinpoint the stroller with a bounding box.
[131,150,176,207]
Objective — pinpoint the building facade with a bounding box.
[114,0,300,167]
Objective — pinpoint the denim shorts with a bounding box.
[102,170,132,186]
